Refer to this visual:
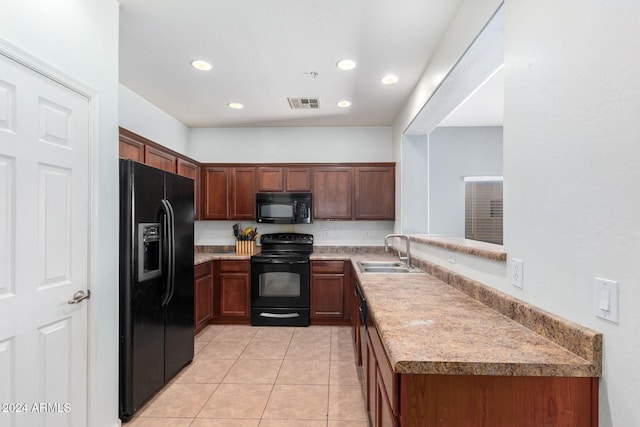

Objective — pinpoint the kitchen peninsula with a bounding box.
[195,247,602,426]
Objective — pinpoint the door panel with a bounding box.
[0,54,90,426]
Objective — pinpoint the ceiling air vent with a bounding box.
[287,97,320,109]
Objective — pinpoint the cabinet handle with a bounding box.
[259,312,300,318]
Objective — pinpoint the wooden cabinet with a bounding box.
[118,128,201,216]
[257,166,312,192]
[201,167,229,220]
[354,166,395,220]
[229,167,256,219]
[257,167,284,192]
[119,133,145,162]
[366,320,399,426]
[313,167,353,219]
[201,167,255,220]
[310,260,351,325]
[194,261,213,335]
[144,145,176,173]
[177,158,200,219]
[399,374,596,426]
[363,310,598,427]
[285,167,312,192]
[217,260,250,322]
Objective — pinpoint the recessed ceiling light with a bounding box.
[336,59,357,71]
[337,100,351,108]
[228,102,244,110]
[381,74,399,85]
[191,60,212,71]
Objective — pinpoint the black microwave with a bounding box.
[256,192,312,224]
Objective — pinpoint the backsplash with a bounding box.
[194,220,394,246]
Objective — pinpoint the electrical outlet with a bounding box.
[511,258,523,288]
[322,230,329,238]
[365,230,371,238]
[447,251,455,264]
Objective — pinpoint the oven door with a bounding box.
[251,258,310,326]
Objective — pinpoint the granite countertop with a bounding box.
[318,252,600,378]
[195,248,601,378]
[194,251,253,265]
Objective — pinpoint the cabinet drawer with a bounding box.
[195,261,212,278]
[369,325,398,414]
[311,260,345,274]
[220,260,249,273]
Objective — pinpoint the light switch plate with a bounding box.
[594,277,619,323]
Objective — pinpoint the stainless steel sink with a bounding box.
[356,261,422,274]
[358,261,406,268]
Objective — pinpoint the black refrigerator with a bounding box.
[119,159,194,421]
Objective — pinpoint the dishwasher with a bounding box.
[354,279,367,389]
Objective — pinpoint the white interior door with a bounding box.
[0,53,90,427]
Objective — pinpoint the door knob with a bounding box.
[68,290,91,304]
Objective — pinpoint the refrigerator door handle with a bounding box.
[159,199,176,306]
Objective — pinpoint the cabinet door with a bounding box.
[310,274,345,319]
[119,135,145,162]
[377,367,398,427]
[194,274,212,334]
[145,145,176,173]
[366,332,377,418]
[219,273,250,319]
[177,158,200,219]
[313,167,352,219]
[354,166,395,220]
[257,167,284,192]
[285,167,312,192]
[218,261,250,321]
[202,167,229,219]
[230,167,256,219]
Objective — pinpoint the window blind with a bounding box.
[464,178,503,245]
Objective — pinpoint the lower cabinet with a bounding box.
[366,321,399,427]
[194,261,213,335]
[363,310,598,427]
[310,260,351,325]
[194,260,251,331]
[216,260,251,323]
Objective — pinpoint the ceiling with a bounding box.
[118,0,473,128]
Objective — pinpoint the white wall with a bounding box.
[190,126,395,246]
[188,127,392,163]
[503,2,640,425]
[428,126,503,236]
[395,0,640,425]
[119,84,190,154]
[0,1,120,426]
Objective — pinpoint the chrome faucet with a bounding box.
[384,234,411,267]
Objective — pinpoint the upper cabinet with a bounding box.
[229,167,256,219]
[201,166,256,220]
[202,167,229,220]
[177,158,200,220]
[119,128,200,217]
[119,132,145,163]
[285,167,312,192]
[257,166,312,192]
[354,166,395,220]
[313,165,395,221]
[119,128,394,223]
[145,145,176,173]
[313,167,353,220]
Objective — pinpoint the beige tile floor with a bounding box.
[127,325,368,427]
